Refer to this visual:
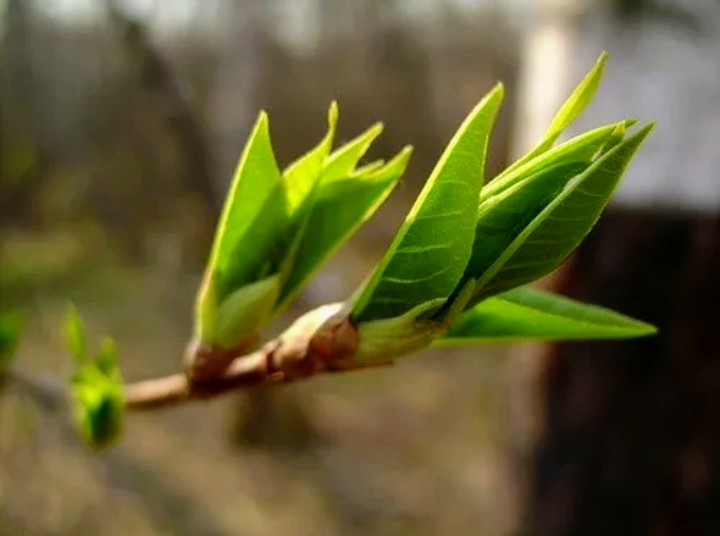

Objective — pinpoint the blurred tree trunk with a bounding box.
[208,0,265,192]
[527,212,720,535]
[0,0,44,227]
[102,0,217,265]
[105,0,218,213]
[523,1,720,534]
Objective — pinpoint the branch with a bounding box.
[1,304,385,412]
[124,350,272,410]
[124,303,380,410]
[1,368,66,410]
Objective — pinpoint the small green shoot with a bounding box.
[64,306,123,449]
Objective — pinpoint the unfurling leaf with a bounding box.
[71,365,123,449]
[320,122,384,183]
[195,111,284,344]
[438,286,656,343]
[354,298,449,363]
[482,121,623,201]
[277,146,412,311]
[461,161,587,305]
[65,308,123,449]
[283,101,339,214]
[470,123,653,303]
[352,84,505,322]
[210,274,281,348]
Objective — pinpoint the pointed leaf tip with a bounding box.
[546,52,607,141]
[328,101,339,126]
[322,122,385,182]
[503,52,610,176]
[438,286,657,344]
[277,143,412,311]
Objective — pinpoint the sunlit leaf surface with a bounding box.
[353,84,504,321]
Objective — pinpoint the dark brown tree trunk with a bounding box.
[526,209,720,535]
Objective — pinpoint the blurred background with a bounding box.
[1,0,718,534]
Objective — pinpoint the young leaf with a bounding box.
[471,123,654,303]
[65,311,123,448]
[462,161,587,301]
[219,182,289,291]
[353,159,385,175]
[352,84,505,321]
[283,102,339,213]
[196,111,284,326]
[71,365,123,449]
[321,122,384,183]
[274,113,388,310]
[276,104,341,293]
[210,274,281,348]
[437,286,656,343]
[354,298,449,363]
[483,121,623,201]
[277,146,412,311]
[502,52,608,176]
[0,312,22,375]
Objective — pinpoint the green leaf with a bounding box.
[471,123,654,303]
[321,122,384,183]
[0,312,22,375]
[70,333,123,449]
[438,286,657,343]
[196,111,284,323]
[210,274,281,348]
[354,298,449,363]
[484,121,624,201]
[276,120,391,309]
[277,146,412,311]
[598,120,631,154]
[71,370,123,449]
[353,159,385,175]
[283,102,339,213]
[463,161,588,300]
[352,84,505,321]
[503,52,608,176]
[63,305,87,364]
[276,104,340,293]
[62,308,123,448]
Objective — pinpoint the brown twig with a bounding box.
[124,303,369,410]
[3,304,387,412]
[124,350,273,410]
